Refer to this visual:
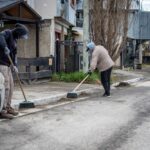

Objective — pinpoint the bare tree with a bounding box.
[90,0,133,61]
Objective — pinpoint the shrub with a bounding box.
[51,73,60,81]
[51,71,99,83]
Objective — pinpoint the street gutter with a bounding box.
[0,75,144,122]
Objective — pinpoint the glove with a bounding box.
[4,47,10,55]
[13,66,18,73]
[87,70,92,75]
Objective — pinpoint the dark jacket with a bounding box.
[0,29,17,66]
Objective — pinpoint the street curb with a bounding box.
[112,77,144,87]
[12,77,143,110]
[12,87,101,110]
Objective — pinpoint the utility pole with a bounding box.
[138,0,143,69]
[83,0,89,73]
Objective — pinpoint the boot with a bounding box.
[7,107,19,116]
[0,112,14,119]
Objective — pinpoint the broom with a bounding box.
[67,74,89,98]
[7,54,35,109]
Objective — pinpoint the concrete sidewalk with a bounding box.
[12,69,144,110]
[12,82,101,109]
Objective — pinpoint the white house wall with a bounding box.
[17,25,36,58]
[25,0,35,9]
[34,0,57,19]
[68,4,76,25]
[39,22,51,57]
[130,0,140,10]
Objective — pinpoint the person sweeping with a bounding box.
[87,41,114,97]
[0,23,29,119]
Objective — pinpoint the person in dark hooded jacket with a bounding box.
[0,23,28,119]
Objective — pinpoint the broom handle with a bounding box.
[73,74,89,92]
[7,54,28,102]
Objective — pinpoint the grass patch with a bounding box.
[51,71,123,84]
[51,71,99,83]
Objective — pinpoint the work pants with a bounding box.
[100,67,112,95]
[0,65,14,111]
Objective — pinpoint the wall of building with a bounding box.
[39,21,51,57]
[55,21,68,71]
[128,11,150,40]
[139,12,150,40]
[68,3,76,25]
[34,0,56,19]
[17,21,53,58]
[25,0,35,9]
[30,0,76,25]
[57,0,76,26]
[76,0,83,10]
[128,11,140,39]
[17,24,36,58]
[130,0,140,10]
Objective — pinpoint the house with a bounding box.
[26,0,79,72]
[0,0,41,58]
[73,0,150,69]
[124,0,150,68]
[0,0,80,73]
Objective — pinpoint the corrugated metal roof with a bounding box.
[0,0,20,9]
[128,11,150,40]
[139,12,150,40]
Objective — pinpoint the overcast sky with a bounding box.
[141,0,150,11]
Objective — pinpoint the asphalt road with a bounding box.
[1,80,150,150]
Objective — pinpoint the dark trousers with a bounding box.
[100,67,112,95]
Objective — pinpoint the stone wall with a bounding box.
[17,24,36,58]
[17,23,51,58]
[39,22,51,57]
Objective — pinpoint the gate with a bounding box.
[55,40,83,73]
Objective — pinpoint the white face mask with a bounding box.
[21,34,28,39]
[88,48,94,54]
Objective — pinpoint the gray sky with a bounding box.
[141,0,150,11]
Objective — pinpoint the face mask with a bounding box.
[21,34,28,39]
[88,48,93,54]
